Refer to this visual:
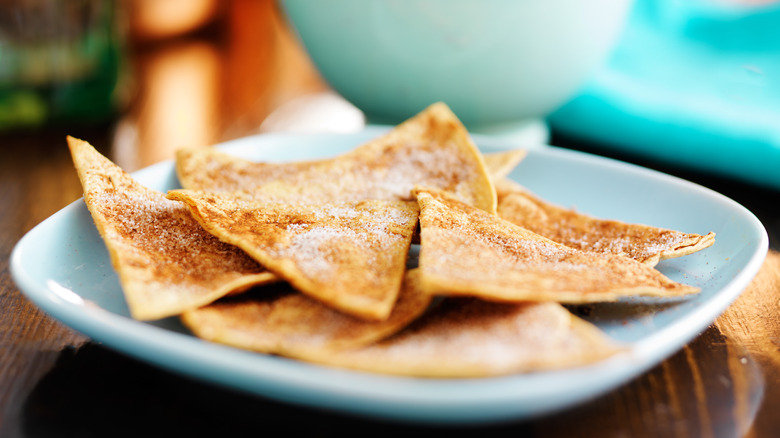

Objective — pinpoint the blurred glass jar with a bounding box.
[0,0,125,130]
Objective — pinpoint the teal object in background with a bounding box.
[549,0,780,190]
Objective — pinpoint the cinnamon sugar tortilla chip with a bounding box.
[414,187,700,303]
[66,136,277,320]
[181,270,433,356]
[483,149,527,181]
[495,179,715,266]
[175,102,496,213]
[313,298,620,378]
[167,190,419,321]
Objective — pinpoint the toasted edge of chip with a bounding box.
[495,178,716,266]
[414,186,700,304]
[181,269,434,358]
[378,102,497,213]
[67,136,278,320]
[174,102,497,214]
[309,299,622,378]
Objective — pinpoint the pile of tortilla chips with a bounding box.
[67,102,715,378]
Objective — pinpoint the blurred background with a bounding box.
[0,0,332,170]
[549,0,780,190]
[1,0,779,187]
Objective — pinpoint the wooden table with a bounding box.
[2,1,778,436]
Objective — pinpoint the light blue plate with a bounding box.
[10,128,768,424]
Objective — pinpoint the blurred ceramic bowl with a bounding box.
[281,0,632,129]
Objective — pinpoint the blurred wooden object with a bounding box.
[127,0,223,41]
[117,0,328,170]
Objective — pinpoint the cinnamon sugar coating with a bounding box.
[415,187,700,303]
[181,269,433,357]
[67,136,276,320]
[167,190,419,321]
[495,179,715,266]
[312,297,620,377]
[175,102,497,214]
[65,100,719,377]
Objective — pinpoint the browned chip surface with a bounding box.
[415,187,700,303]
[495,179,715,266]
[66,136,277,320]
[176,102,496,213]
[167,190,419,321]
[313,298,620,377]
[181,269,433,356]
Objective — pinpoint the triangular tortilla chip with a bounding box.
[176,102,497,213]
[414,187,699,303]
[166,190,419,320]
[483,149,527,181]
[181,269,433,356]
[312,298,620,377]
[66,136,277,320]
[495,179,715,266]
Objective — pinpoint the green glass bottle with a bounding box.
[0,0,125,130]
